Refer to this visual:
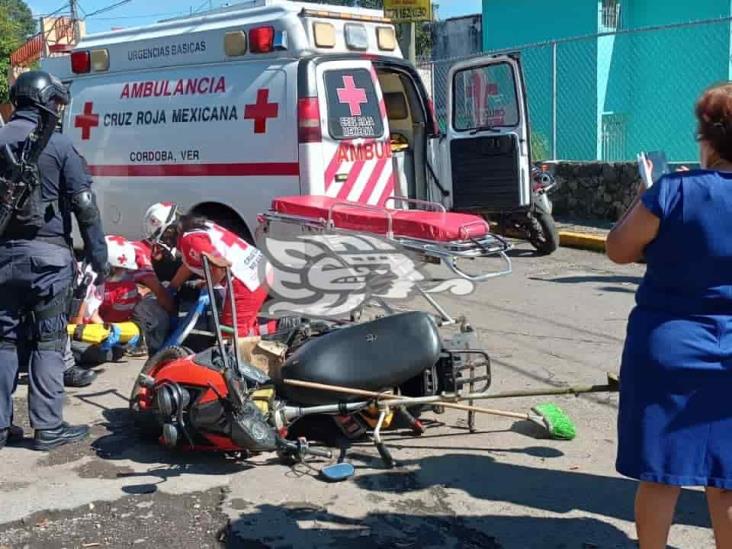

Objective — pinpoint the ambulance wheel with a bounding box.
[192,204,253,244]
[130,346,192,438]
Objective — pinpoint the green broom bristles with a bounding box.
[531,403,577,440]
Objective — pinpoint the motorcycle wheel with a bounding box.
[527,210,560,255]
[129,345,192,437]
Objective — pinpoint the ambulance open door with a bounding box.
[444,54,531,213]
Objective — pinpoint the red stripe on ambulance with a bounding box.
[358,156,388,204]
[376,171,396,207]
[337,159,366,200]
[324,140,349,192]
[88,162,299,177]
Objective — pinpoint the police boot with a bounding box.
[63,365,97,387]
[0,425,24,449]
[33,422,90,451]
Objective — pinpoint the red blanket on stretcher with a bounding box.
[271,196,489,242]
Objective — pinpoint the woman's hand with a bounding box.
[638,157,654,194]
[644,156,654,174]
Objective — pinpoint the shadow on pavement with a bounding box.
[528,274,642,295]
[506,247,542,259]
[90,408,253,494]
[531,274,643,287]
[224,504,638,549]
[353,453,709,529]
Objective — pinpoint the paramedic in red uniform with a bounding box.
[143,203,269,335]
[101,235,175,355]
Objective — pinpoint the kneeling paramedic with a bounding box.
[143,203,272,336]
[97,235,175,356]
[0,71,108,451]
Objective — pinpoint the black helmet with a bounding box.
[10,70,70,113]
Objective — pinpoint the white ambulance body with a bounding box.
[41,0,531,242]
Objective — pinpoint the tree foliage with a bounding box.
[0,7,21,102]
[1,0,36,38]
[0,0,35,102]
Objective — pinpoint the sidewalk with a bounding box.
[556,218,611,253]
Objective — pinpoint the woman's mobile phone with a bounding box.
[637,150,669,189]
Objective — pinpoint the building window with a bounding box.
[600,0,621,31]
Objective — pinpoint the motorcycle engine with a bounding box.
[229,400,278,452]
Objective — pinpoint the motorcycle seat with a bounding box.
[273,311,442,406]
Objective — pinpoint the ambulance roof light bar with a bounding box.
[70,51,90,74]
[248,26,288,53]
[249,26,274,53]
[71,49,110,74]
[300,8,391,24]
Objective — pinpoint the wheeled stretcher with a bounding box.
[259,195,513,281]
[166,195,513,347]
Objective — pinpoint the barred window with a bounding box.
[601,0,620,31]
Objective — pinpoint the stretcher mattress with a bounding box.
[271,196,489,242]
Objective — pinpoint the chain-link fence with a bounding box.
[418,16,732,163]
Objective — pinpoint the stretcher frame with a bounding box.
[259,197,513,325]
[259,197,513,283]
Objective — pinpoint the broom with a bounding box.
[283,379,577,441]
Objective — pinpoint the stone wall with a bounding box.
[551,162,641,222]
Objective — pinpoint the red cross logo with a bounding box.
[244,89,279,134]
[214,225,249,250]
[117,254,128,266]
[337,75,368,116]
[74,101,99,141]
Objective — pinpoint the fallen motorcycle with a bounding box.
[128,250,492,461]
[130,196,510,460]
[129,255,618,469]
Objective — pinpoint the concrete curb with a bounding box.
[558,231,606,252]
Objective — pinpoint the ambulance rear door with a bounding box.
[306,58,396,207]
[444,54,531,213]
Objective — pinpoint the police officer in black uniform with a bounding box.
[0,71,108,451]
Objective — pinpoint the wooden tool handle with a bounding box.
[282,379,531,422]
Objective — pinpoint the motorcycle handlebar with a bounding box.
[304,446,333,459]
[278,437,333,460]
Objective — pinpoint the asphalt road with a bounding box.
[0,242,715,548]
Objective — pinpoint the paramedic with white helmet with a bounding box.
[97,235,175,355]
[143,203,270,336]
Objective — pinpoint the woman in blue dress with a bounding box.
[607,83,732,548]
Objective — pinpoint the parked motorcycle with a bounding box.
[494,162,560,255]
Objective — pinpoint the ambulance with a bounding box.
[41,0,533,244]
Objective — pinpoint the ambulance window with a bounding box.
[452,62,519,132]
[324,69,384,140]
[384,92,408,120]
